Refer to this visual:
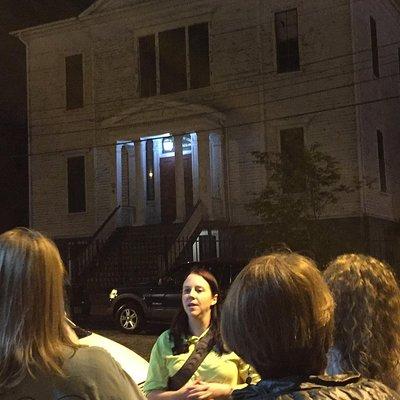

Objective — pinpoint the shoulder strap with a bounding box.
[168,329,215,391]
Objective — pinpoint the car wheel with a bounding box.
[116,303,143,334]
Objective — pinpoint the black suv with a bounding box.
[109,258,246,333]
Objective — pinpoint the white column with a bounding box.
[174,135,186,222]
[197,132,212,219]
[134,141,146,225]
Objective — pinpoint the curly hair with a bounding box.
[324,254,400,390]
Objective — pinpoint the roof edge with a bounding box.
[9,16,78,38]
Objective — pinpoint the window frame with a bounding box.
[137,22,211,97]
[279,127,305,193]
[65,53,84,110]
[370,16,380,78]
[377,130,387,193]
[274,8,300,74]
[67,155,87,214]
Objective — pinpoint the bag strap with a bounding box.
[168,329,215,391]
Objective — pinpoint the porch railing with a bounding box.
[164,200,204,271]
[71,205,121,283]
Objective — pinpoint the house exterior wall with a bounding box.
[350,0,400,221]
[17,0,400,245]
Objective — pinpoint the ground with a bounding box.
[75,314,163,360]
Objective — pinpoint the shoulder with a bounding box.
[299,375,400,400]
[64,346,124,375]
[155,329,174,347]
[233,375,400,400]
[150,330,174,355]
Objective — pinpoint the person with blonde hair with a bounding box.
[0,227,145,399]
[221,252,399,399]
[324,253,400,392]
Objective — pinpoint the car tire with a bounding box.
[116,302,143,334]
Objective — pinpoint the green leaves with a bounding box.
[247,143,353,259]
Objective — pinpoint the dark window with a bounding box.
[65,54,83,109]
[138,24,210,97]
[398,48,400,76]
[370,17,380,78]
[67,156,86,213]
[189,23,210,89]
[275,9,300,73]
[146,140,155,201]
[377,130,387,192]
[139,35,157,97]
[280,128,305,193]
[159,27,187,94]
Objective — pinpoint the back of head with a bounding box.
[221,252,334,379]
[324,254,400,389]
[0,228,76,391]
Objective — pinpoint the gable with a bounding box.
[80,0,149,17]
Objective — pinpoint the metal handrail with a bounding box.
[166,200,204,269]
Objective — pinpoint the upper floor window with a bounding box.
[398,48,400,76]
[370,17,380,78]
[377,130,387,192]
[65,54,83,109]
[67,155,86,213]
[280,127,305,193]
[138,23,210,97]
[275,9,300,73]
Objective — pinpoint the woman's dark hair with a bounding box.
[221,252,334,379]
[169,268,226,355]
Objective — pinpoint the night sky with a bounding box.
[0,0,93,233]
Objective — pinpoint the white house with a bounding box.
[12,0,400,280]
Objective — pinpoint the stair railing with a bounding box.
[72,205,121,283]
[165,201,204,271]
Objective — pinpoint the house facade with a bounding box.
[12,0,400,275]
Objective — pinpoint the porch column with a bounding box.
[197,132,212,219]
[174,134,186,222]
[134,140,146,225]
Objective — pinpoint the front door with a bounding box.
[160,154,193,223]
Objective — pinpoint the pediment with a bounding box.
[80,0,149,17]
[100,98,226,131]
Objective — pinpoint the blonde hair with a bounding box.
[0,228,78,391]
[324,254,400,390]
[221,252,334,379]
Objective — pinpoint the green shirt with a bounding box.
[143,329,259,395]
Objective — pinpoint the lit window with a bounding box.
[162,137,174,153]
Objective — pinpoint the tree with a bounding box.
[247,143,353,261]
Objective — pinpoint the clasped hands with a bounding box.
[177,380,232,400]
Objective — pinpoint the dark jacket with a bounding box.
[232,374,399,400]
